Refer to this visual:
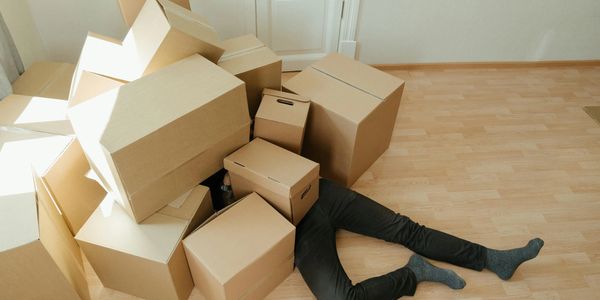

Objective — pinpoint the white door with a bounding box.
[191,0,346,71]
[256,0,344,71]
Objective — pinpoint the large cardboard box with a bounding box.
[69,54,250,223]
[224,138,319,225]
[12,61,75,100]
[183,193,295,300]
[69,0,224,102]
[283,53,405,187]
[76,185,213,300]
[219,35,282,118]
[0,94,73,135]
[0,129,89,300]
[254,89,310,154]
[118,0,191,27]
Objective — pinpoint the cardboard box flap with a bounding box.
[283,67,380,123]
[75,197,188,263]
[220,35,264,58]
[311,53,404,100]
[0,94,74,136]
[257,91,310,128]
[224,138,319,196]
[157,0,224,62]
[0,129,71,252]
[117,0,145,27]
[68,71,125,108]
[183,193,294,284]
[262,88,310,103]
[12,61,75,100]
[89,54,243,153]
[159,185,210,220]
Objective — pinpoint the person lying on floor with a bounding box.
[294,178,544,300]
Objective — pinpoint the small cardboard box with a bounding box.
[183,192,295,300]
[76,185,213,300]
[69,0,224,101]
[118,0,191,27]
[254,89,310,154]
[283,53,405,187]
[0,129,89,300]
[0,94,74,135]
[224,138,319,225]
[12,61,75,100]
[69,54,250,223]
[219,35,282,118]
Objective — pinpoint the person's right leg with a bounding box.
[317,178,544,279]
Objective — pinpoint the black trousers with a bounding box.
[295,178,487,300]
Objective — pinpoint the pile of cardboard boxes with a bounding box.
[0,0,404,299]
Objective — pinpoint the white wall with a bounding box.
[0,0,46,68]
[26,0,127,63]
[356,0,600,64]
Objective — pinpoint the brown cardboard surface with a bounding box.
[224,138,319,224]
[283,53,405,186]
[118,0,192,28]
[0,129,89,300]
[219,35,282,118]
[69,70,125,108]
[12,61,75,100]
[69,54,250,222]
[183,193,295,300]
[76,185,212,300]
[254,89,310,153]
[70,0,224,104]
[0,94,73,135]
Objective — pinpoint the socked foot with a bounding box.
[486,238,544,280]
[406,254,466,289]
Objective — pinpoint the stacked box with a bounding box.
[69,54,251,222]
[283,53,405,187]
[219,35,282,118]
[224,138,319,225]
[76,185,213,300]
[183,193,295,300]
[0,94,73,135]
[12,61,75,100]
[118,0,191,27]
[254,88,310,153]
[0,129,89,300]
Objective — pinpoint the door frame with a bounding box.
[338,0,360,59]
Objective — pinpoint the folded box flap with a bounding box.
[262,89,310,103]
[311,53,404,101]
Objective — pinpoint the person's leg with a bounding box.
[317,178,487,271]
[317,178,544,279]
[295,202,419,299]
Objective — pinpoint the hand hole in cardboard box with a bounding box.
[301,184,311,199]
[276,99,294,106]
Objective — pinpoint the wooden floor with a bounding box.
[88,65,600,299]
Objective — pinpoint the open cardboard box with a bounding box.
[219,35,282,118]
[69,0,224,105]
[69,54,250,223]
[254,89,310,154]
[76,185,213,300]
[0,129,89,300]
[12,61,75,100]
[183,192,295,300]
[118,0,191,27]
[283,53,405,187]
[224,138,319,225]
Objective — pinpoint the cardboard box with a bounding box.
[0,129,89,300]
[183,192,295,300]
[224,138,319,225]
[118,0,191,27]
[12,61,75,100]
[283,53,405,187]
[69,54,250,223]
[219,35,282,118]
[69,0,224,102]
[76,185,213,300]
[0,94,73,135]
[254,89,310,154]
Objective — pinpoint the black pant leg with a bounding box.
[317,178,487,271]
[295,202,418,300]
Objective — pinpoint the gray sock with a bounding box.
[485,238,544,280]
[405,254,466,290]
